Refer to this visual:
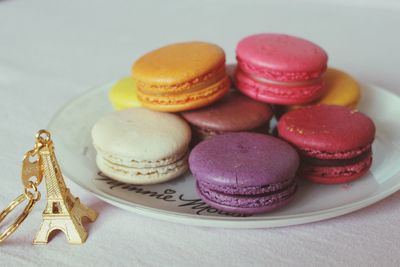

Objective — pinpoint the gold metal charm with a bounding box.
[0,129,97,244]
[32,130,98,244]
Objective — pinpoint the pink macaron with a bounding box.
[235,33,328,105]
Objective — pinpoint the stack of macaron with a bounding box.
[93,33,375,215]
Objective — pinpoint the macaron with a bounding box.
[92,107,191,184]
[109,77,141,110]
[235,33,328,105]
[132,42,230,112]
[181,91,273,142]
[282,68,361,112]
[277,105,375,184]
[189,133,299,214]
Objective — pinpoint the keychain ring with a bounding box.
[0,193,37,243]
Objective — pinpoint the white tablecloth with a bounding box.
[1,0,399,266]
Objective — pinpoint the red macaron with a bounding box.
[235,33,328,105]
[277,105,375,184]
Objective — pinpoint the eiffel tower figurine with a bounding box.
[32,130,98,244]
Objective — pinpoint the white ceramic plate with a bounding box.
[48,83,400,228]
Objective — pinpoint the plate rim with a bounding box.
[48,82,400,228]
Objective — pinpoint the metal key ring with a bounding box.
[0,193,37,243]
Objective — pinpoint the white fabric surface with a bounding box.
[1,0,400,266]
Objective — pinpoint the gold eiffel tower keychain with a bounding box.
[0,130,97,244]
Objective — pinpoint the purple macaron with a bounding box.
[189,132,299,214]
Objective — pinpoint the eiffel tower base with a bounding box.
[33,200,98,245]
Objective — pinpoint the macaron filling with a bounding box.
[97,152,189,177]
[301,144,372,160]
[191,123,269,140]
[236,68,323,94]
[247,71,322,88]
[235,69,323,104]
[138,76,230,105]
[95,146,188,168]
[197,181,297,208]
[198,178,294,195]
[137,64,227,94]
[237,59,326,82]
[301,153,372,178]
[302,149,371,166]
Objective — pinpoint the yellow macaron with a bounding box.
[286,68,361,111]
[317,68,361,108]
[109,77,141,110]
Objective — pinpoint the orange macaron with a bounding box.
[132,42,230,112]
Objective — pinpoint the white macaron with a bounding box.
[92,107,191,184]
